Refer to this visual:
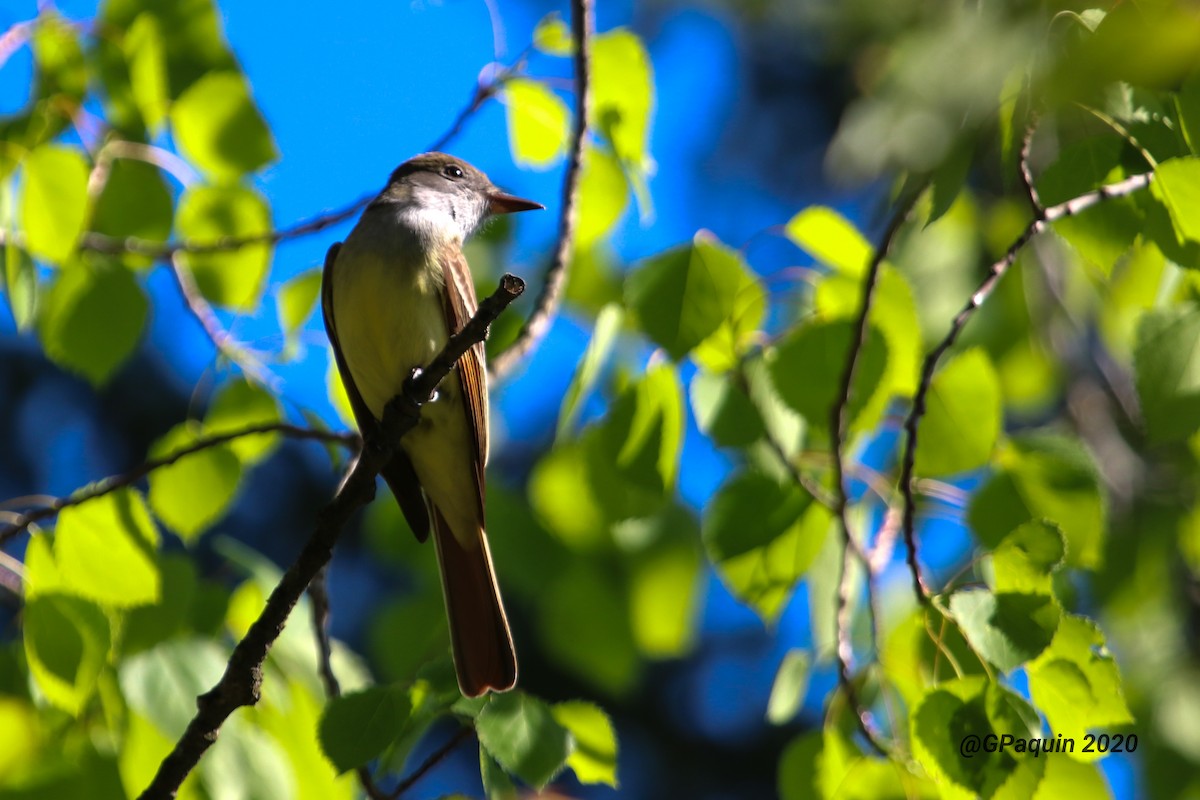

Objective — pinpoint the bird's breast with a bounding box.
[331,240,448,420]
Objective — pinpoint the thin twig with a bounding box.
[136,275,524,800]
[390,726,474,799]
[1018,115,1042,216]
[0,423,359,546]
[488,0,593,381]
[896,170,1154,602]
[168,252,276,387]
[828,192,919,758]
[308,569,391,800]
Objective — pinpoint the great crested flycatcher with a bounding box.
[321,152,542,696]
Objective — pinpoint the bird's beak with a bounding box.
[488,191,544,215]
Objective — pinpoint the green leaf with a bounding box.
[784,206,872,275]
[24,593,111,715]
[1152,156,1200,244]
[481,750,519,800]
[204,378,282,465]
[1037,136,1141,275]
[534,13,574,56]
[703,471,831,621]
[814,264,921,395]
[766,650,811,725]
[626,512,701,657]
[528,441,608,549]
[743,357,804,458]
[21,145,89,264]
[768,318,890,432]
[276,267,323,347]
[948,589,1060,671]
[124,13,170,133]
[585,364,683,520]
[911,677,1036,797]
[502,78,570,169]
[690,370,765,448]
[171,71,277,180]
[39,259,148,386]
[626,232,754,361]
[318,685,411,774]
[147,422,242,543]
[574,144,629,246]
[927,138,973,227]
[558,304,623,439]
[3,246,38,330]
[991,520,1065,595]
[90,158,173,268]
[968,434,1106,568]
[122,555,198,654]
[692,257,767,373]
[55,487,161,608]
[537,562,638,693]
[476,691,571,790]
[1134,305,1200,443]
[551,701,619,787]
[176,184,273,309]
[120,638,228,736]
[1178,69,1200,154]
[1028,615,1133,756]
[779,729,934,800]
[914,349,1002,476]
[591,29,653,170]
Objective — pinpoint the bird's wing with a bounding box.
[322,242,432,541]
[438,247,488,519]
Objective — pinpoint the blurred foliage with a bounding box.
[3,0,1200,798]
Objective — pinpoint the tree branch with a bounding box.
[136,275,523,800]
[488,0,593,381]
[828,192,919,758]
[0,423,358,547]
[896,170,1153,602]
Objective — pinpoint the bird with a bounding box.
[321,152,542,696]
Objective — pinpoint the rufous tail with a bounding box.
[431,507,517,696]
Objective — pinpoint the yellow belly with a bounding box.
[332,246,446,420]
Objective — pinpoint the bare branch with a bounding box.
[488,0,593,381]
[1,423,358,547]
[136,275,524,800]
[1018,116,1042,216]
[827,192,919,759]
[896,170,1153,602]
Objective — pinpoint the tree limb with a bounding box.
[488,0,593,381]
[136,275,523,800]
[0,423,358,547]
[896,170,1153,602]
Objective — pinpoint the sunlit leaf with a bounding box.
[785,206,872,275]
[575,144,629,246]
[768,318,890,432]
[21,144,89,265]
[591,30,653,170]
[914,349,1002,476]
[502,78,570,169]
[529,441,607,549]
[171,70,277,180]
[3,246,38,330]
[534,12,574,56]
[276,267,323,349]
[205,377,282,465]
[147,422,242,543]
[125,13,170,132]
[24,594,111,715]
[39,259,148,385]
[968,434,1106,568]
[626,232,754,361]
[476,691,571,789]
[55,487,160,608]
[558,304,623,439]
[1027,615,1133,758]
[948,588,1059,672]
[690,370,765,448]
[120,638,228,736]
[552,701,618,787]
[766,650,811,725]
[991,520,1066,596]
[704,470,831,621]
[626,513,701,657]
[176,184,273,309]
[90,158,174,269]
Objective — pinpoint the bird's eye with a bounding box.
[443,164,464,179]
